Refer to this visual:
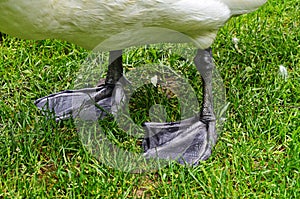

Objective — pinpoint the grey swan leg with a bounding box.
[35,50,123,121]
[142,48,217,165]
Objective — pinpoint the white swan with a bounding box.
[0,0,267,165]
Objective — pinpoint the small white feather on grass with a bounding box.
[279,65,288,80]
[232,37,242,54]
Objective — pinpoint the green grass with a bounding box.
[1,0,299,198]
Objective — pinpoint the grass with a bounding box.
[0,0,299,198]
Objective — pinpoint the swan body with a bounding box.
[0,0,266,50]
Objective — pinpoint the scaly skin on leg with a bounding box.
[106,50,123,85]
[194,48,216,121]
[194,48,217,151]
[93,50,123,102]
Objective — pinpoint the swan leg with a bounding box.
[105,50,123,85]
[35,50,123,121]
[195,48,217,154]
[93,50,123,101]
[142,48,217,165]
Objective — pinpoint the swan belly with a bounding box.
[0,0,231,49]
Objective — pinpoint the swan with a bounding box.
[0,0,267,165]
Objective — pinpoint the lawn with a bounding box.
[0,0,299,198]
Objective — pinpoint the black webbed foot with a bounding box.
[34,84,114,121]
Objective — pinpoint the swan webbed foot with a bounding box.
[34,84,115,121]
[142,48,217,166]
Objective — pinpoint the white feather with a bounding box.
[0,0,266,50]
[279,65,288,80]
